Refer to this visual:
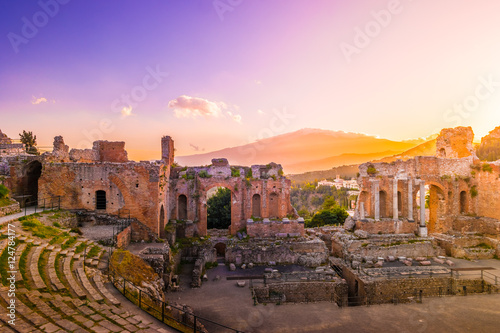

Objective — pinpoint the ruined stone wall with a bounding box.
[355,220,417,234]
[0,201,21,217]
[253,280,347,305]
[226,239,328,267]
[116,226,131,249]
[38,161,163,234]
[169,159,296,236]
[246,219,304,237]
[93,141,128,162]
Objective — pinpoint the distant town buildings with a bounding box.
[317,175,359,190]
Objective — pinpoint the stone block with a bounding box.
[420,261,432,266]
[237,281,246,287]
[229,263,236,271]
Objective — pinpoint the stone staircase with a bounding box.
[0,222,175,332]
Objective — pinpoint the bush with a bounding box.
[231,167,240,177]
[306,207,349,228]
[482,163,493,173]
[0,184,9,199]
[366,166,377,176]
[470,186,478,198]
[198,170,212,178]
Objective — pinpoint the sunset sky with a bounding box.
[2,0,500,160]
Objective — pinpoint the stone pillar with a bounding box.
[393,178,398,220]
[419,181,426,227]
[373,181,380,221]
[360,202,365,219]
[408,179,413,221]
[419,180,428,237]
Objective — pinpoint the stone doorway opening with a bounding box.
[207,187,231,230]
[24,160,42,206]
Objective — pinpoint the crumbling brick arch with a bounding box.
[198,182,240,236]
[460,190,468,214]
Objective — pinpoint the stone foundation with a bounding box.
[0,201,20,217]
[246,218,305,238]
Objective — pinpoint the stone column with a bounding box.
[360,202,365,219]
[373,181,380,221]
[393,178,398,220]
[419,181,426,227]
[408,179,413,221]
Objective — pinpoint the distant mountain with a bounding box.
[175,128,423,172]
[285,151,400,174]
[288,138,437,183]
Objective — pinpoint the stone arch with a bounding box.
[379,190,387,218]
[438,148,446,158]
[460,191,467,214]
[358,190,369,217]
[206,186,232,230]
[159,205,165,238]
[24,160,42,205]
[95,190,106,210]
[178,194,187,220]
[269,192,279,218]
[252,193,261,218]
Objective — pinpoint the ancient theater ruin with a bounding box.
[0,133,302,241]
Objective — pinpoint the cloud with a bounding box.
[227,111,242,123]
[168,95,242,123]
[31,96,47,105]
[121,106,133,117]
[255,80,262,85]
[257,109,266,115]
[169,95,224,119]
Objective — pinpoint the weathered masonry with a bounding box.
[355,126,500,236]
[0,131,299,238]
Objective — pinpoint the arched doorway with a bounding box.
[269,192,279,218]
[25,161,42,206]
[379,191,387,218]
[252,194,261,218]
[460,191,467,214]
[178,194,187,220]
[438,148,446,158]
[95,190,106,210]
[207,187,231,229]
[214,242,226,257]
[159,205,165,238]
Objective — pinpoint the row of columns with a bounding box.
[369,178,426,228]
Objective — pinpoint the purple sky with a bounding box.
[2,0,500,160]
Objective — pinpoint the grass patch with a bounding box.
[21,216,61,239]
[87,246,100,258]
[19,243,34,289]
[204,261,218,270]
[468,242,493,249]
[61,236,77,250]
[52,222,61,228]
[49,233,70,245]
[38,249,50,288]
[0,197,16,207]
[75,242,87,254]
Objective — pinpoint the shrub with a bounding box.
[482,163,493,173]
[306,207,349,228]
[470,186,478,198]
[367,166,377,176]
[245,168,253,179]
[198,170,212,178]
[0,184,9,199]
[231,167,240,177]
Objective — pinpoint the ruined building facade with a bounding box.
[0,133,299,238]
[355,126,500,236]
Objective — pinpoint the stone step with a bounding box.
[30,245,48,290]
[76,267,104,302]
[48,251,65,291]
[93,271,121,306]
[63,257,87,299]
[0,287,49,327]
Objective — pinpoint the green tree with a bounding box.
[207,188,231,229]
[321,196,338,211]
[19,130,38,154]
[307,206,349,228]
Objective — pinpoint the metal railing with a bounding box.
[24,196,61,215]
[107,260,244,333]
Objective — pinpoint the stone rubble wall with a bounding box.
[247,219,305,237]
